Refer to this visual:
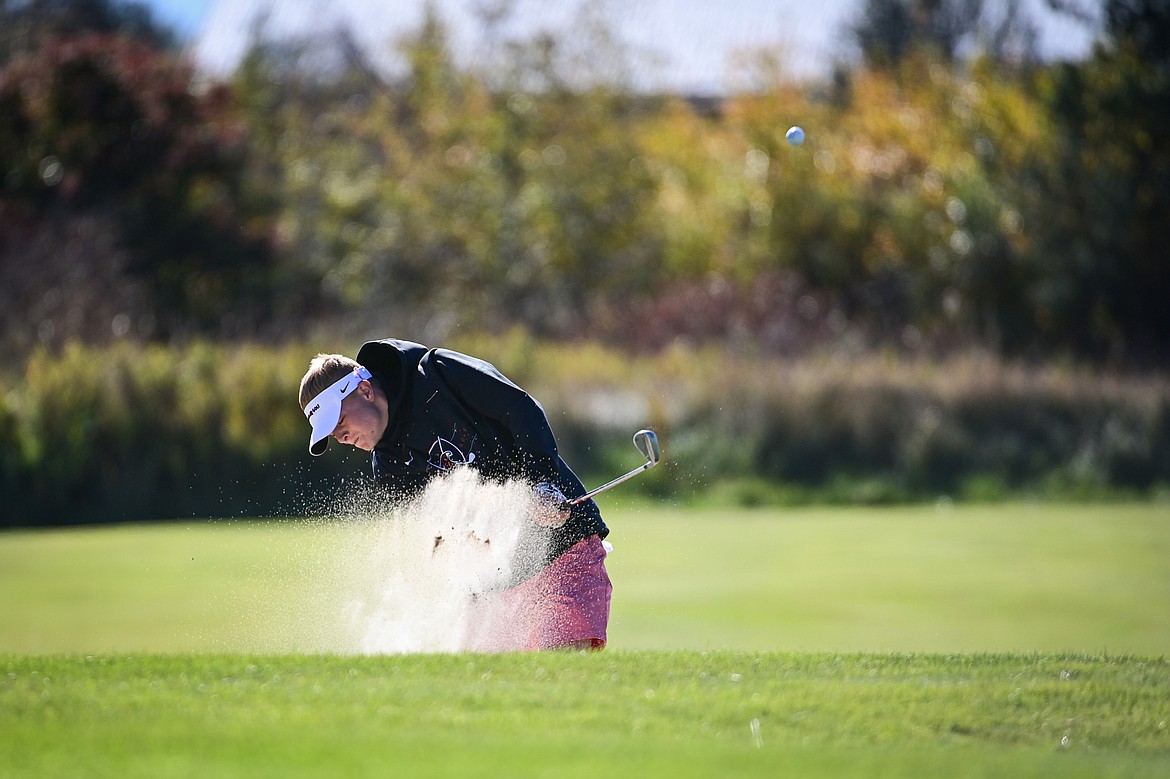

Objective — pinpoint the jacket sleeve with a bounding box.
[426,350,562,482]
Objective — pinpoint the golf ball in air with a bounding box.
[786,126,805,146]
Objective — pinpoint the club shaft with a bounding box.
[569,463,651,505]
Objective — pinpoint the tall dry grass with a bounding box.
[2,338,1166,525]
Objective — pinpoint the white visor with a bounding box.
[305,366,372,456]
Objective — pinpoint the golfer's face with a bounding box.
[332,382,386,451]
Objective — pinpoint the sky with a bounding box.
[142,0,1098,94]
[142,0,214,38]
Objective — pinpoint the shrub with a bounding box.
[1,340,1167,526]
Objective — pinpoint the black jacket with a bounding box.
[357,339,608,580]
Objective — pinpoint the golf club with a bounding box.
[569,429,661,505]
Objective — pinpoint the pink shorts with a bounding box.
[467,535,613,652]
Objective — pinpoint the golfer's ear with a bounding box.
[359,379,374,399]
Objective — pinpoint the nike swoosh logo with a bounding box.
[341,382,351,393]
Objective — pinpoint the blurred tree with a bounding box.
[1105,0,1170,67]
[850,0,1041,69]
[723,56,1051,355]
[229,7,476,337]
[232,3,665,341]
[1024,0,1170,361]
[0,0,174,63]
[0,35,275,354]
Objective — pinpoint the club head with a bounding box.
[633,429,661,466]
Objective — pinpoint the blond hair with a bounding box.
[298,353,363,411]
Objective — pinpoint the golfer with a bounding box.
[298,338,611,651]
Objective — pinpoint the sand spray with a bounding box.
[255,469,551,653]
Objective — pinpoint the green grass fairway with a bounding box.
[1,503,1167,654]
[2,652,1167,778]
[608,503,1170,655]
[1,504,1168,777]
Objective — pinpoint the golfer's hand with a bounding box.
[531,482,571,528]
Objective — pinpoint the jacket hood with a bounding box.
[355,338,429,428]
